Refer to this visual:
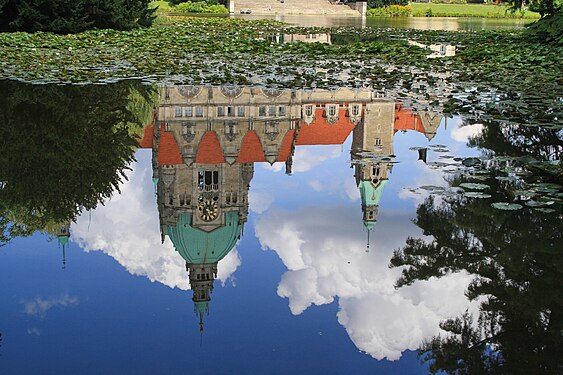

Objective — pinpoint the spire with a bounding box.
[366,227,371,253]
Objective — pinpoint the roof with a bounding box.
[394,104,425,134]
[166,212,241,264]
[138,124,154,148]
[296,109,355,145]
[237,130,265,163]
[158,124,183,165]
[196,131,225,164]
[278,130,296,162]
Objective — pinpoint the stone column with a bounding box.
[228,0,235,14]
[356,1,367,17]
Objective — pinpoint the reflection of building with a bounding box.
[45,222,71,269]
[138,85,443,328]
[351,101,395,247]
[268,33,332,44]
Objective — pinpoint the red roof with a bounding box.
[237,130,266,163]
[157,124,183,166]
[394,104,425,133]
[277,130,296,162]
[196,131,225,164]
[138,124,154,148]
[296,109,355,145]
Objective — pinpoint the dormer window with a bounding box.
[328,105,337,117]
[305,105,313,116]
[352,105,360,116]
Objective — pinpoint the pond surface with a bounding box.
[235,14,534,29]
[0,80,561,374]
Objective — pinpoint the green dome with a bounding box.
[166,212,241,264]
[359,179,389,207]
[58,235,69,247]
[363,221,375,230]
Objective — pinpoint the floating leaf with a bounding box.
[459,183,489,190]
[462,157,481,167]
[464,192,492,199]
[491,202,523,210]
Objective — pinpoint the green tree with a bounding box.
[0,80,158,245]
[0,0,155,33]
[390,122,563,373]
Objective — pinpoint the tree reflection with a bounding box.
[0,80,157,245]
[390,122,563,374]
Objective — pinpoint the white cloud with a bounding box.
[451,123,483,143]
[22,293,79,318]
[293,145,342,173]
[248,190,274,214]
[73,151,241,291]
[255,205,476,361]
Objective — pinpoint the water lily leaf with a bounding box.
[464,192,492,199]
[491,202,523,210]
[462,157,481,167]
[459,183,489,190]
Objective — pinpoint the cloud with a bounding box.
[255,205,476,361]
[73,151,241,291]
[22,293,79,318]
[248,190,274,214]
[293,146,342,173]
[451,123,483,143]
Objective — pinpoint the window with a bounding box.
[184,107,193,117]
[237,106,245,117]
[227,106,234,117]
[175,107,182,117]
[278,106,286,116]
[165,122,171,132]
[305,105,313,116]
[217,106,225,117]
[195,106,203,117]
[352,105,360,116]
[269,106,276,116]
[259,106,267,117]
[198,170,219,191]
[375,138,382,146]
[328,105,337,117]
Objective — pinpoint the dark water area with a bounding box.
[0,80,561,374]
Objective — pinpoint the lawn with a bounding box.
[410,3,540,18]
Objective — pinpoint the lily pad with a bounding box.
[491,202,523,211]
[459,183,489,190]
[464,192,492,199]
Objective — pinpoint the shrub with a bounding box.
[368,0,408,8]
[176,1,228,12]
[367,4,412,15]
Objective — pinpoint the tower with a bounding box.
[351,100,395,247]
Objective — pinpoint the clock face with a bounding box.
[198,199,219,222]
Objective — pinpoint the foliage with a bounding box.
[0,0,156,33]
[390,122,563,374]
[506,0,560,16]
[367,5,412,16]
[176,1,228,13]
[410,3,540,17]
[524,9,563,44]
[367,0,408,9]
[431,0,467,4]
[0,80,158,245]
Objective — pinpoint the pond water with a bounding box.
[0,79,561,374]
[235,14,534,29]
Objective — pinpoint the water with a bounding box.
[235,14,534,29]
[0,80,560,374]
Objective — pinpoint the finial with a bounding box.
[366,229,370,253]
